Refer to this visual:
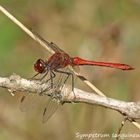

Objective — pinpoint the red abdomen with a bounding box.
[72,57,134,70]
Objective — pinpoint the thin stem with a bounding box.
[116,117,128,140]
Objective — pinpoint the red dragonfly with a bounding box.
[34,51,133,74]
[32,33,133,92]
[20,33,134,123]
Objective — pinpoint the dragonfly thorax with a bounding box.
[47,52,71,70]
[34,52,72,73]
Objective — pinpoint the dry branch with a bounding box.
[0,74,140,120]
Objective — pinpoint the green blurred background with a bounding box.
[0,0,140,140]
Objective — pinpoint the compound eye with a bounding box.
[34,59,45,73]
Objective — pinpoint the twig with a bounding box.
[132,121,140,129]
[116,117,128,140]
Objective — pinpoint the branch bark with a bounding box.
[0,74,140,120]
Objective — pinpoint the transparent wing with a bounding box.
[41,70,71,123]
[19,91,60,123]
[32,30,64,53]
[19,94,43,112]
[42,98,60,123]
[72,65,80,74]
[19,73,51,113]
[19,68,75,123]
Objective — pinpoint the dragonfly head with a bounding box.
[34,59,46,73]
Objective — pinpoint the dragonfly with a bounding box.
[20,32,134,123]
[20,66,70,123]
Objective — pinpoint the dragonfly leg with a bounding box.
[40,70,49,81]
[29,72,40,80]
[50,71,56,88]
[54,70,76,100]
[40,71,56,84]
[39,71,56,96]
[29,70,48,81]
